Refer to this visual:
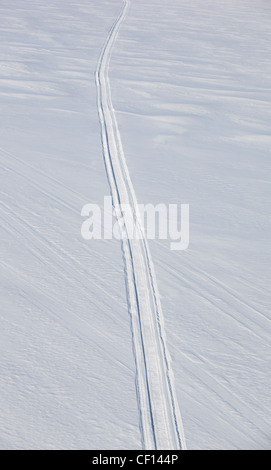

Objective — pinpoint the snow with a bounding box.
[95,0,186,449]
[0,0,270,450]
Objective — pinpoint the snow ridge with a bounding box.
[95,0,186,450]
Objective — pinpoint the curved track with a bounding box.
[95,0,186,450]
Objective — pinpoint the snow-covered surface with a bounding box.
[0,0,270,450]
[95,0,186,450]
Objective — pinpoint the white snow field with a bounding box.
[0,0,270,450]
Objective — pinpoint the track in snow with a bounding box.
[95,0,186,450]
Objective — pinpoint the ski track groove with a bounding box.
[0,200,125,317]
[0,148,125,275]
[95,0,186,450]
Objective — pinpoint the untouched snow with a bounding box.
[0,0,270,450]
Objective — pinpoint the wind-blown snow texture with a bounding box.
[0,0,270,450]
[95,0,186,450]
